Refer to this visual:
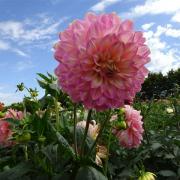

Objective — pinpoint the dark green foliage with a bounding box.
[75,166,107,180]
[140,68,180,100]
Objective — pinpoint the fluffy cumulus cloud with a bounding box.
[122,0,180,18]
[143,24,180,74]
[154,24,180,38]
[142,22,155,31]
[90,0,121,12]
[122,0,180,74]
[172,11,180,23]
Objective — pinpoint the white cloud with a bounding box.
[90,0,121,12]
[0,39,28,57]
[172,11,180,22]
[122,0,180,18]
[142,22,155,31]
[155,24,180,38]
[144,24,180,74]
[0,17,67,43]
[13,49,28,57]
[0,15,68,57]
[0,40,10,50]
[0,21,24,39]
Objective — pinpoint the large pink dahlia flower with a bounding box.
[113,105,144,148]
[54,13,150,110]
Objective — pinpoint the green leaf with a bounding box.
[37,73,52,83]
[75,166,107,180]
[56,132,75,157]
[76,127,95,154]
[0,162,32,180]
[158,170,176,177]
[49,84,59,93]
[37,80,47,89]
[151,142,162,150]
[4,118,21,126]
[42,144,58,164]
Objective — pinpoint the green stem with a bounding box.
[104,127,111,176]
[73,103,78,158]
[80,109,92,156]
[23,98,26,117]
[54,97,60,129]
[88,110,111,156]
[24,145,28,161]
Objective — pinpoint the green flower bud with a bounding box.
[119,108,125,114]
[38,136,46,142]
[138,172,156,180]
[3,165,10,171]
[0,112,5,118]
[16,132,31,142]
[117,121,127,130]
[29,88,38,97]
[17,83,24,91]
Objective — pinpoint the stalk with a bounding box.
[104,126,111,175]
[24,145,28,161]
[80,109,92,156]
[73,103,78,157]
[88,110,111,156]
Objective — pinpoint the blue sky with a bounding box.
[0,0,180,104]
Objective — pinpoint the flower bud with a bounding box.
[0,112,5,118]
[117,121,127,130]
[17,83,24,91]
[38,136,46,142]
[16,132,31,143]
[138,171,156,180]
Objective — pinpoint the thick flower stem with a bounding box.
[80,109,92,156]
[104,127,111,176]
[24,145,28,161]
[87,110,111,156]
[73,103,78,158]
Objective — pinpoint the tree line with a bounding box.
[139,68,180,100]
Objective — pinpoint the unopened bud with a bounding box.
[138,171,156,180]
[117,121,127,130]
[17,83,24,91]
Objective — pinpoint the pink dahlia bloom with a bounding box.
[0,109,23,147]
[0,121,12,146]
[4,109,24,120]
[113,105,144,148]
[76,120,99,139]
[54,13,150,110]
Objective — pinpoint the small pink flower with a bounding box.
[54,13,150,110]
[76,120,99,139]
[114,105,144,148]
[0,121,12,147]
[0,109,23,147]
[4,109,24,120]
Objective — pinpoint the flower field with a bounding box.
[0,13,179,180]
